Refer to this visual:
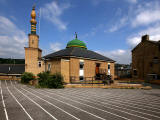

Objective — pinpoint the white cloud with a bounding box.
[41,1,70,30]
[125,0,137,4]
[109,1,160,32]
[0,16,27,58]
[131,1,160,27]
[132,9,160,27]
[50,42,62,52]
[127,24,160,47]
[91,0,137,5]
[109,17,128,32]
[97,49,131,64]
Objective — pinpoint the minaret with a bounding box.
[25,6,44,75]
[30,5,37,34]
[28,6,39,48]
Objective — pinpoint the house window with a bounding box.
[108,64,110,70]
[79,76,84,81]
[80,61,84,70]
[38,61,41,67]
[108,63,111,75]
[48,64,51,71]
[32,40,34,44]
[153,57,159,64]
[133,69,137,76]
[79,60,84,80]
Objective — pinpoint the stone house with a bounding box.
[132,35,160,80]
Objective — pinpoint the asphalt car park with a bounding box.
[1,80,160,120]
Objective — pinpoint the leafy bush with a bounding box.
[21,72,35,84]
[49,73,64,88]
[37,72,64,88]
[37,71,50,88]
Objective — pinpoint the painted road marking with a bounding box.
[19,86,107,120]
[10,81,80,120]
[62,88,160,113]
[5,80,34,120]
[54,89,160,119]
[44,89,153,120]
[10,81,58,120]
[0,80,9,120]
[25,87,131,120]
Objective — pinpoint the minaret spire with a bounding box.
[30,5,37,34]
[75,32,78,39]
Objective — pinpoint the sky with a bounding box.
[0,0,160,64]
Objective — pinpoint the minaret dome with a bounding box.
[30,5,37,34]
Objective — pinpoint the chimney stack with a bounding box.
[142,34,149,42]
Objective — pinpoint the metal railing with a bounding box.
[70,75,113,85]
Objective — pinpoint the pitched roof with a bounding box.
[132,40,160,52]
[0,64,25,74]
[44,47,115,62]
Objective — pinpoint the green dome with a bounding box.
[66,38,87,49]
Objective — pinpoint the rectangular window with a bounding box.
[79,76,84,81]
[48,64,51,71]
[108,64,110,70]
[80,62,84,70]
[107,63,111,75]
[133,69,137,76]
[79,60,84,80]
[38,61,41,67]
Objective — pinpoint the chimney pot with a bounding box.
[142,34,149,42]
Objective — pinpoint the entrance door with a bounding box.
[95,63,100,79]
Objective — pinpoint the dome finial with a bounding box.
[75,32,77,39]
[32,4,36,10]
[30,5,37,34]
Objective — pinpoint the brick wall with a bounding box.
[70,58,79,80]
[46,59,61,74]
[61,59,70,83]
[28,34,39,48]
[0,75,21,80]
[84,60,95,78]
[110,62,115,80]
[25,48,44,75]
[132,38,160,79]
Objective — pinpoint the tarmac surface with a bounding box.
[0,80,160,120]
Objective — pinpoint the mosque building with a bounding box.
[25,6,115,83]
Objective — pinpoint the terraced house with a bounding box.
[132,35,160,80]
[25,6,115,83]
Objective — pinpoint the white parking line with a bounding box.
[63,89,160,112]
[44,89,154,120]
[65,89,160,107]
[0,80,9,120]
[20,87,107,120]
[65,89,160,105]
[10,81,80,120]
[5,80,34,120]
[53,89,160,119]
[46,88,160,114]
[79,89,160,113]
[10,81,58,120]
[24,87,131,120]
[100,93,160,107]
